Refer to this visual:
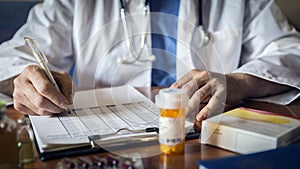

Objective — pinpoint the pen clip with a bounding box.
[87,127,159,148]
[92,127,159,140]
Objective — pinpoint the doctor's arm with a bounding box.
[171,70,294,121]
[172,0,300,122]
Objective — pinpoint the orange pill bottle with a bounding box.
[155,88,188,154]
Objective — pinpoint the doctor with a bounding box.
[0,0,299,120]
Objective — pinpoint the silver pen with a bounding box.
[24,37,60,91]
[24,37,70,112]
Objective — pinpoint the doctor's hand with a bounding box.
[171,69,293,123]
[171,70,243,122]
[13,65,73,115]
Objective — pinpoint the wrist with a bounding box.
[227,73,293,99]
[225,73,253,102]
[0,75,17,96]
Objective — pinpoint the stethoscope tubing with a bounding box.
[118,0,155,64]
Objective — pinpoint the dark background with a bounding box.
[0,0,41,43]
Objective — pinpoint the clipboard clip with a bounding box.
[88,127,159,149]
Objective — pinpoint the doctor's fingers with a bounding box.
[13,78,65,115]
[53,71,74,104]
[13,98,53,116]
[196,87,226,121]
[14,100,54,116]
[171,70,210,97]
[14,101,38,116]
[171,70,210,88]
[13,89,54,116]
[186,99,209,122]
[186,83,211,118]
[22,65,70,109]
[187,84,211,112]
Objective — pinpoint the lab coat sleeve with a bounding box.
[0,0,74,82]
[234,0,300,105]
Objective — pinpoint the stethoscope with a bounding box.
[117,0,210,64]
[117,0,156,64]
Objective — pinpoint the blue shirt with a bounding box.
[149,0,180,86]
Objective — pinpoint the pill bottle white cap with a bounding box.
[155,88,189,109]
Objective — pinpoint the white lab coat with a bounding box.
[0,0,299,104]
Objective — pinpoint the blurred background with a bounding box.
[0,0,299,44]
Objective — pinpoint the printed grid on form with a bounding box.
[56,102,160,139]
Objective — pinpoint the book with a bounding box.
[29,85,196,160]
[201,107,300,154]
[198,143,300,169]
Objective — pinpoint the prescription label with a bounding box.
[159,117,184,145]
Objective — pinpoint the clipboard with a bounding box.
[87,126,200,149]
[34,127,200,161]
[29,85,200,160]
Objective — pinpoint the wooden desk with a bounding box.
[4,89,300,169]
